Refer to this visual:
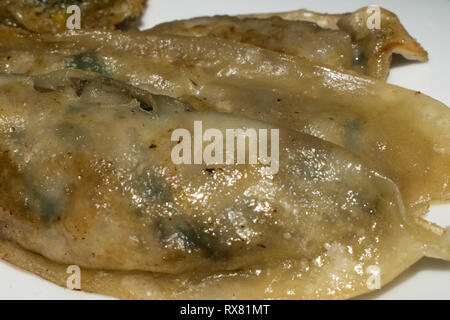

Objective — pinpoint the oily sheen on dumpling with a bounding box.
[0,70,437,299]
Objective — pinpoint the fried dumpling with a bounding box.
[0,0,147,33]
[0,70,446,299]
[152,15,357,74]
[0,27,445,238]
[152,7,428,79]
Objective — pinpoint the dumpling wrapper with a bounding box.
[152,7,428,79]
[0,70,444,300]
[0,26,446,240]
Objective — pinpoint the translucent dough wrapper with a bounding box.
[153,7,428,79]
[0,70,441,299]
[0,18,448,298]
[0,26,445,232]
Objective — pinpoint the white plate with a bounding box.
[0,0,448,300]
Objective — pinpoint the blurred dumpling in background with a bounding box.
[0,0,148,33]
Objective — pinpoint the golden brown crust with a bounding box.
[336,7,428,79]
[240,7,428,79]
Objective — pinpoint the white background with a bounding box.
[0,0,448,299]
